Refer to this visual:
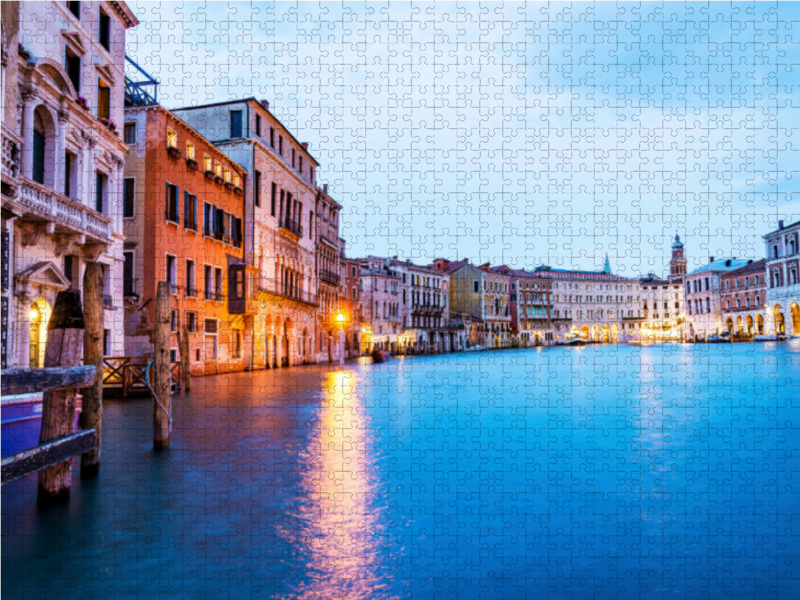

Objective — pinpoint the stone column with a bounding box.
[82,134,97,209]
[20,88,37,179]
[55,110,69,194]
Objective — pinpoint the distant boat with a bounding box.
[707,336,730,343]
[371,349,388,363]
[754,334,788,342]
[559,338,587,347]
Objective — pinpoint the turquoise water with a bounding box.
[3,344,800,599]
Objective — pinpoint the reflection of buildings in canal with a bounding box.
[276,370,389,599]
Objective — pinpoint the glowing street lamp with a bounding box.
[335,312,345,369]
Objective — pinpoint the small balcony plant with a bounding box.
[234,186,243,196]
[167,145,181,159]
[18,44,31,61]
[99,118,117,133]
[76,95,89,110]
[204,169,215,180]
[214,175,224,185]
[186,157,199,170]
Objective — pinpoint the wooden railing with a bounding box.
[103,356,182,397]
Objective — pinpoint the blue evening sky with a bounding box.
[126,1,800,277]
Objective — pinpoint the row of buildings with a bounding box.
[2,1,800,378]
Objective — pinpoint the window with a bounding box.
[63,151,72,197]
[299,156,304,176]
[255,114,261,136]
[309,211,313,238]
[204,265,213,298]
[167,128,177,149]
[186,311,197,332]
[292,148,296,168]
[64,254,78,289]
[474,281,479,293]
[232,330,242,359]
[230,110,242,138]
[204,203,212,236]
[99,8,110,51]
[166,255,177,292]
[124,122,136,144]
[103,329,110,356]
[755,275,760,285]
[165,183,179,222]
[279,135,283,155]
[186,141,195,161]
[310,166,314,183]
[32,127,45,184]
[95,172,106,213]
[269,127,275,147]
[184,192,197,230]
[215,162,222,178]
[98,79,110,120]
[270,182,276,216]
[214,268,223,300]
[170,310,178,332]
[186,260,195,296]
[224,168,231,184]
[123,178,135,218]
[65,46,80,93]
[67,1,80,18]
[204,155,212,173]
[254,171,261,207]
[205,320,218,360]
[233,174,240,188]
[725,280,730,290]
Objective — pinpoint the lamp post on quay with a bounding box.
[336,312,345,370]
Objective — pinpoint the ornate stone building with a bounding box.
[684,257,754,340]
[315,184,342,363]
[2,0,138,367]
[720,259,767,337]
[764,219,800,336]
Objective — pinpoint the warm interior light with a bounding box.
[29,309,39,320]
[336,312,345,323]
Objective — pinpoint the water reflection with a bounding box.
[276,370,393,599]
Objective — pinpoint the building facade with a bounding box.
[122,105,252,374]
[500,268,554,346]
[535,265,639,343]
[720,259,767,337]
[684,257,754,340]
[2,0,137,368]
[173,98,322,367]
[358,256,402,352]
[764,219,800,336]
[339,252,363,357]
[638,274,685,341]
[315,184,342,362]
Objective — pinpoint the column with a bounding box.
[83,138,96,209]
[20,89,36,179]
[55,110,68,194]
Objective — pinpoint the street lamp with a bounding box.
[335,311,345,370]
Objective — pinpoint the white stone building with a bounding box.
[684,257,754,340]
[764,219,800,336]
[1,1,137,367]
[638,274,685,341]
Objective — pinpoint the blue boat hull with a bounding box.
[1,394,82,457]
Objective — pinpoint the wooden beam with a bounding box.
[1,366,96,396]
[1,430,96,486]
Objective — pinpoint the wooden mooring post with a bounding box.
[37,289,84,507]
[79,261,103,478]
[153,281,172,449]
[180,322,191,393]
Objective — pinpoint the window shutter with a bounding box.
[165,183,170,220]
[192,195,197,230]
[184,191,189,227]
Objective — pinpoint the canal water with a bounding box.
[3,344,800,599]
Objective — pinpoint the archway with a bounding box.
[725,317,734,333]
[601,324,610,343]
[28,298,51,368]
[264,314,275,368]
[746,315,754,334]
[32,105,57,188]
[592,324,600,342]
[580,325,590,340]
[756,314,764,334]
[774,305,786,335]
[792,303,800,337]
[688,323,695,340]
[611,324,620,343]
[736,316,744,334]
[302,328,309,364]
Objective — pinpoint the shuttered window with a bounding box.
[230,110,242,138]
[123,178,135,217]
[32,130,45,184]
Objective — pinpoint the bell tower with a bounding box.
[669,231,686,284]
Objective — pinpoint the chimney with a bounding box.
[709,257,715,263]
[323,184,328,193]
[260,100,269,111]
[779,220,785,230]
[301,142,309,150]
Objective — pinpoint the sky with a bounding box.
[126,1,800,277]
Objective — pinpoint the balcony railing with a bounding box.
[319,269,340,286]
[17,177,113,242]
[257,277,317,305]
[279,218,303,237]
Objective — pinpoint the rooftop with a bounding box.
[687,258,753,276]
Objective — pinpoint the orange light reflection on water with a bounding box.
[276,369,395,600]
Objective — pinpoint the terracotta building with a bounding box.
[339,251,363,357]
[684,257,754,340]
[720,259,767,336]
[172,98,321,367]
[122,105,252,374]
[315,184,342,362]
[503,268,554,346]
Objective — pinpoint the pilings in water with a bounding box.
[37,290,84,508]
[152,281,172,449]
[79,262,104,478]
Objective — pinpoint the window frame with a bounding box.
[123,177,135,218]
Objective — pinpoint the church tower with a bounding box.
[669,231,686,283]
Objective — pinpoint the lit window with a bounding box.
[204,155,212,173]
[215,162,222,177]
[186,141,195,160]
[233,174,240,188]
[167,128,177,149]
[224,168,231,183]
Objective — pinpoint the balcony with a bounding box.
[2,125,21,198]
[319,269,340,286]
[256,277,317,306]
[204,290,223,302]
[279,218,303,238]
[17,177,113,242]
